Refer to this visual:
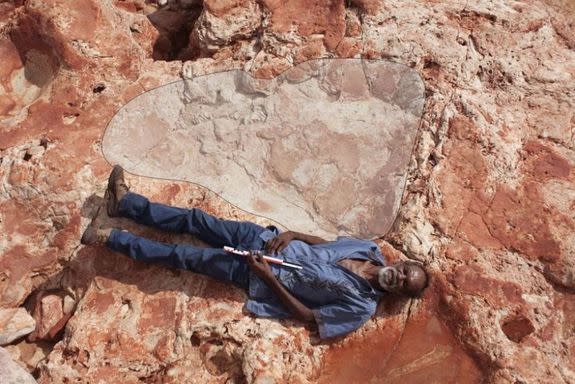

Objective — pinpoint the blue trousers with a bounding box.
[107,192,268,289]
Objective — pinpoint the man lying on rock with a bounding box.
[82,165,429,339]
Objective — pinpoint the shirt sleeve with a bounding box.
[312,293,375,339]
[245,297,292,319]
[333,237,386,265]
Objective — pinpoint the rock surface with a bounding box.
[103,58,424,239]
[0,0,574,383]
[3,339,51,375]
[0,308,36,345]
[27,290,76,341]
[0,346,38,384]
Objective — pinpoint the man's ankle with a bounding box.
[99,228,113,243]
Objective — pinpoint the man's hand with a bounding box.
[247,252,275,281]
[265,231,296,254]
[248,251,316,324]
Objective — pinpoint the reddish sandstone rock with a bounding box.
[262,0,346,52]
[1,0,575,383]
[0,308,35,346]
[0,347,37,384]
[0,0,180,308]
[27,290,75,342]
[501,314,535,343]
[191,0,261,53]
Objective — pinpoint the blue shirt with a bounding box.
[245,229,386,339]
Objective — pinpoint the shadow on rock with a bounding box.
[147,5,202,61]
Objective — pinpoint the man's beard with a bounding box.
[378,266,394,290]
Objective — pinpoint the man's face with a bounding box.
[377,262,427,296]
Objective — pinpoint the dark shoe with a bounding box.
[81,206,111,246]
[106,165,129,217]
[80,225,111,246]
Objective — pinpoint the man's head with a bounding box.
[377,261,428,297]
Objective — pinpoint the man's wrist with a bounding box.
[262,272,278,285]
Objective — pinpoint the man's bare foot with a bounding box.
[81,205,112,246]
[106,165,129,217]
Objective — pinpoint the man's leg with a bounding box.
[107,229,250,289]
[117,192,266,249]
[105,165,266,249]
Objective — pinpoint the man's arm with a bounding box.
[262,272,315,323]
[291,231,328,245]
[247,253,315,324]
[266,230,329,254]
